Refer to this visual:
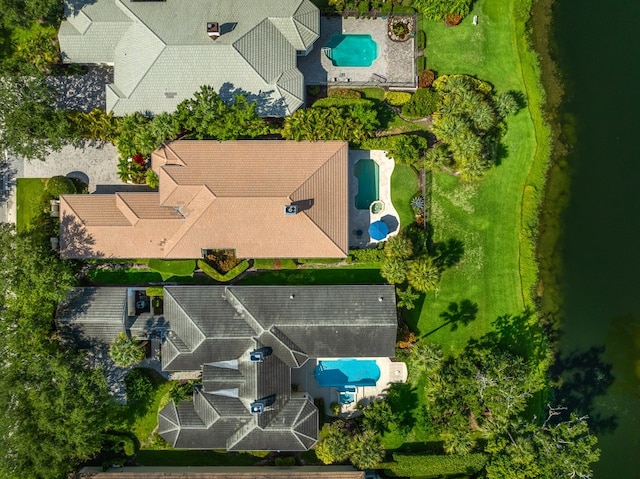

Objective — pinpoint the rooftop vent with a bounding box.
[250,394,276,413]
[250,401,265,414]
[249,347,273,363]
[284,204,297,215]
[207,22,220,40]
[164,91,177,99]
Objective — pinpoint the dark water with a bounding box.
[554,0,640,476]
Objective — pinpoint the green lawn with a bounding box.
[239,264,383,286]
[87,268,209,285]
[148,259,196,279]
[391,164,420,230]
[117,369,172,446]
[16,178,47,232]
[403,0,539,354]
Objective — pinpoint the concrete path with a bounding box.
[1,141,121,223]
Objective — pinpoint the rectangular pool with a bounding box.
[324,34,378,67]
[314,359,381,387]
[354,159,380,210]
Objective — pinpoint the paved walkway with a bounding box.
[1,141,120,223]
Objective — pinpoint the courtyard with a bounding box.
[298,16,417,88]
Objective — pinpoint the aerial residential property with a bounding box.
[58,0,320,116]
[58,140,349,259]
[58,285,405,451]
[0,0,610,475]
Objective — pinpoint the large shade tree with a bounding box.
[0,225,114,478]
[0,76,71,160]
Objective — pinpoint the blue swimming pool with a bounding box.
[314,359,381,387]
[324,34,378,67]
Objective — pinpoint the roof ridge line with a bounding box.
[162,186,216,256]
[166,289,206,350]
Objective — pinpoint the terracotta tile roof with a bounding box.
[60,141,349,259]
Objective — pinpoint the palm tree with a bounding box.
[109,332,145,368]
[408,257,441,293]
[469,101,498,132]
[349,430,385,470]
[397,286,420,310]
[381,257,409,285]
[425,144,452,171]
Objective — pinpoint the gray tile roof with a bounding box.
[58,0,320,116]
[157,285,396,451]
[56,287,127,345]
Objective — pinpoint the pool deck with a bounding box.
[298,16,416,88]
[292,357,408,419]
[349,149,400,248]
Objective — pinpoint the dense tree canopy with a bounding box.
[0,0,63,28]
[0,76,71,160]
[0,225,114,478]
[174,85,267,140]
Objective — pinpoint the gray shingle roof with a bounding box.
[157,285,396,451]
[56,287,127,345]
[58,0,319,116]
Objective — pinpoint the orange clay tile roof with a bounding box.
[59,140,349,259]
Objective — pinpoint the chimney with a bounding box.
[207,22,220,40]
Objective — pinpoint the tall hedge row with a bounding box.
[389,453,488,477]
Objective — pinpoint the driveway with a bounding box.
[1,141,121,223]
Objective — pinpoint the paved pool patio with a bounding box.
[349,149,400,248]
[298,16,416,88]
[291,357,408,418]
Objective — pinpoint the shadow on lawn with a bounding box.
[424,299,478,337]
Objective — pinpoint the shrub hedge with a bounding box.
[197,259,249,282]
[348,246,385,263]
[417,29,426,50]
[46,175,76,197]
[358,134,404,151]
[145,286,164,297]
[416,55,427,73]
[389,453,488,477]
[385,91,412,106]
[401,88,441,118]
[327,88,362,99]
[313,97,374,109]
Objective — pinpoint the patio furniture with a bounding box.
[369,220,389,241]
[371,73,387,83]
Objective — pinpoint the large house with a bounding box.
[58,285,400,451]
[58,0,320,116]
[58,140,349,259]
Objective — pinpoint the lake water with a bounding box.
[553,0,640,476]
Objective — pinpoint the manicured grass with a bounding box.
[117,369,172,446]
[148,259,196,279]
[16,178,47,232]
[390,164,420,230]
[404,0,540,354]
[87,268,207,285]
[253,258,298,270]
[239,265,383,286]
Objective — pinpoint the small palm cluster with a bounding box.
[109,332,145,368]
[379,226,444,304]
[316,418,386,470]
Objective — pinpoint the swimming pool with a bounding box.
[314,359,381,387]
[354,159,379,210]
[324,34,378,67]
